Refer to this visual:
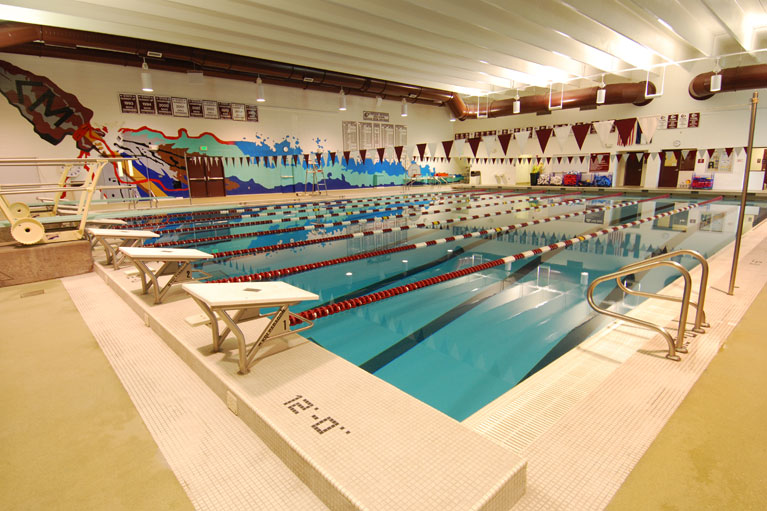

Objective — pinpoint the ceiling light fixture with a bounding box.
[644,65,665,98]
[256,76,265,102]
[376,96,382,107]
[339,89,347,111]
[140,58,153,92]
[710,58,722,92]
[513,89,521,114]
[596,74,606,104]
[549,82,564,110]
[401,98,408,117]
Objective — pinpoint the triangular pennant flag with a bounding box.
[644,153,650,163]
[707,148,716,158]
[546,157,551,164]
[394,146,403,161]
[254,156,261,165]
[498,133,512,155]
[557,156,563,164]
[593,120,614,146]
[568,156,574,163]
[616,154,623,162]
[697,150,705,159]
[329,151,337,165]
[239,157,244,166]
[553,125,571,150]
[673,150,682,161]
[282,155,287,165]
[572,123,591,150]
[359,149,367,162]
[427,142,438,158]
[536,156,542,164]
[514,131,530,152]
[637,116,658,143]
[483,135,499,156]
[342,151,350,165]
[468,137,481,157]
[315,152,323,164]
[627,152,638,163]
[453,139,466,157]
[442,140,454,158]
[491,158,496,164]
[483,158,488,164]
[272,155,278,166]
[681,150,691,160]
[303,153,310,166]
[579,155,586,163]
[735,147,744,157]
[292,154,299,166]
[650,152,659,162]
[377,147,386,162]
[614,118,637,146]
[535,128,553,153]
[417,143,427,160]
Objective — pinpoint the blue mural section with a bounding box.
[115,127,435,198]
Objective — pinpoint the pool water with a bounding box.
[135,191,767,420]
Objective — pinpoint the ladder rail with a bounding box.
[587,259,693,361]
[616,249,709,333]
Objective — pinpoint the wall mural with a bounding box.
[1,58,428,199]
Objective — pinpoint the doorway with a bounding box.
[623,152,645,186]
[658,149,695,188]
[186,156,227,198]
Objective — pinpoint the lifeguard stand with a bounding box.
[303,164,328,195]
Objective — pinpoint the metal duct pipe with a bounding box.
[448,81,656,120]
[689,64,767,100]
[0,22,454,105]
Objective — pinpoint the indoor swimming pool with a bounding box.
[120,189,767,420]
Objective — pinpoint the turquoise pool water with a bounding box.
[132,191,767,420]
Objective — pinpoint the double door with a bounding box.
[187,157,226,198]
[658,149,696,188]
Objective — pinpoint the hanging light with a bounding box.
[449,114,456,122]
[596,74,606,104]
[710,58,722,92]
[401,98,408,117]
[376,96,383,107]
[140,58,153,92]
[339,89,347,111]
[256,76,265,102]
[512,89,521,114]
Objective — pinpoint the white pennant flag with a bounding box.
[735,147,744,157]
[681,150,691,160]
[482,135,499,156]
[697,149,705,159]
[637,116,659,143]
[453,138,466,158]
[593,120,614,146]
[650,152,659,162]
[553,125,571,150]
[427,142,438,158]
[514,131,530,152]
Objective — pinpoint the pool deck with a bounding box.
[49,187,767,510]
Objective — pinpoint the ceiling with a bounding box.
[1,0,766,100]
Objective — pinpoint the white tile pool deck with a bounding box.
[64,190,767,510]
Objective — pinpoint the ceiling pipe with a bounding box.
[0,22,41,49]
[447,81,656,120]
[689,64,767,100]
[0,22,455,105]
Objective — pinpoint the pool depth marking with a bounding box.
[294,196,723,322]
[283,395,351,435]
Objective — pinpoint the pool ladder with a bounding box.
[586,249,710,361]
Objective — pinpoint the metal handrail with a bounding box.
[587,260,693,361]
[616,249,709,333]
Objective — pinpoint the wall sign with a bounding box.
[171,97,189,117]
[188,99,204,118]
[363,111,389,122]
[246,105,259,122]
[155,96,173,116]
[118,93,138,114]
[342,121,359,152]
[231,103,246,121]
[118,93,258,122]
[138,95,156,114]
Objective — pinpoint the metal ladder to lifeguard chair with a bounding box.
[304,164,328,195]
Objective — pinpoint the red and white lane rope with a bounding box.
[145,190,543,235]
[209,193,638,281]
[153,192,581,248]
[292,196,723,322]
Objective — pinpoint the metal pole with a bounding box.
[728,91,759,295]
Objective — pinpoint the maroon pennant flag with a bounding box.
[643,153,650,162]
[571,123,591,149]
[303,153,310,166]
[535,127,553,153]
[246,157,252,165]
[491,158,496,164]
[483,158,488,164]
[627,152,638,163]
[707,148,716,158]
[292,154,299,166]
[536,156,542,164]
[616,154,623,162]
[546,157,551,164]
[239,157,244,165]
[329,151,337,165]
[674,150,682,160]
[468,137,481,157]
[416,143,427,160]
[377,147,386,162]
[579,155,586,163]
[394,146,403,161]
[557,156,562,164]
[282,155,288,165]
[498,133,512,155]
[343,151,350,165]
[359,149,367,162]
[315,152,323,164]
[568,156,574,164]
[254,156,261,165]
[272,155,278,166]
[614,118,637,146]
[725,147,733,157]
[442,140,454,158]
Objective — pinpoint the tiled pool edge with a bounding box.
[93,262,528,511]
